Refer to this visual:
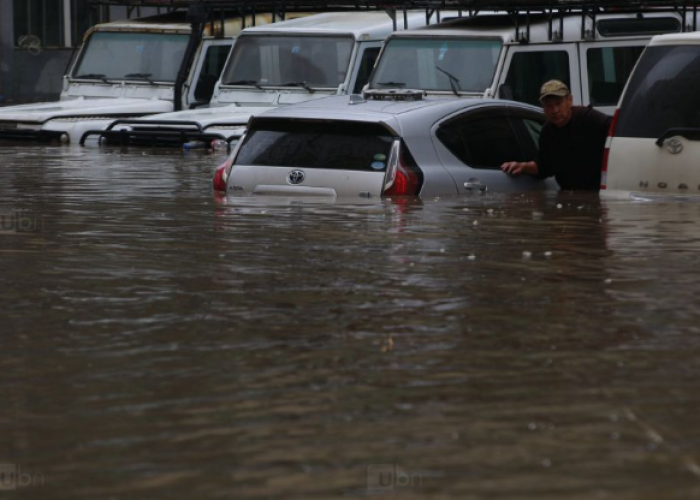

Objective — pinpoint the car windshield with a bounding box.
[370,37,503,93]
[235,119,395,171]
[72,32,189,82]
[615,44,700,138]
[221,35,354,88]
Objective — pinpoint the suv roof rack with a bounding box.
[90,1,699,40]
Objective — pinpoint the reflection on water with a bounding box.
[1,144,700,499]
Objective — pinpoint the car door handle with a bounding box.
[464,181,487,193]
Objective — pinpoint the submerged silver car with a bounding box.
[213,92,556,198]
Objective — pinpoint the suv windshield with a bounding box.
[616,44,700,138]
[370,37,502,93]
[73,32,189,82]
[221,35,354,88]
[235,119,395,171]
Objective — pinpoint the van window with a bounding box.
[586,46,644,106]
[597,18,680,37]
[235,119,395,171]
[503,51,570,106]
[370,38,502,93]
[436,111,528,169]
[194,44,232,102]
[615,45,700,139]
[73,32,189,82]
[222,35,354,88]
[353,47,381,94]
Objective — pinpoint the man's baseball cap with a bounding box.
[539,80,570,101]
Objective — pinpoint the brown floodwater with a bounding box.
[1,142,700,499]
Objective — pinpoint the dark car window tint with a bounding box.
[587,46,645,106]
[194,44,231,102]
[616,45,700,139]
[437,112,526,169]
[353,47,381,94]
[503,50,570,106]
[513,117,544,159]
[235,120,395,171]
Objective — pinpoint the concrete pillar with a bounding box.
[0,0,15,105]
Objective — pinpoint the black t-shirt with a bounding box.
[537,106,612,190]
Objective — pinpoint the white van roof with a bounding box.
[393,10,686,44]
[649,30,700,46]
[239,11,440,40]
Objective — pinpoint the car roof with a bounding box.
[251,94,541,131]
[649,31,700,46]
[238,11,438,39]
[389,11,685,43]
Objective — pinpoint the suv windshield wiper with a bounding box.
[283,81,315,93]
[75,73,109,82]
[436,66,461,96]
[376,81,406,88]
[225,79,263,90]
[124,73,155,85]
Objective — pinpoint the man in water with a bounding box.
[501,80,611,190]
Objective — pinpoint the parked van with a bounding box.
[0,12,296,144]
[82,11,448,147]
[602,31,700,199]
[367,9,689,114]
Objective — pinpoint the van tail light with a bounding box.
[212,157,232,193]
[600,109,620,190]
[383,142,423,197]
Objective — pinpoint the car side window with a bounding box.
[353,47,381,94]
[509,115,544,160]
[586,46,645,106]
[436,110,528,169]
[502,50,570,106]
[194,44,231,102]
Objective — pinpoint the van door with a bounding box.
[579,40,646,115]
[497,44,580,107]
[184,38,234,109]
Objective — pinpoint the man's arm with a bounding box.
[501,160,539,176]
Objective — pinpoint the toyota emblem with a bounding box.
[666,138,684,155]
[288,170,305,185]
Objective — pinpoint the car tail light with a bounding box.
[212,157,232,192]
[600,109,620,190]
[383,143,422,197]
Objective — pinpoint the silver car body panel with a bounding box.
[226,94,556,198]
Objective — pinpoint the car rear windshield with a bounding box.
[73,32,189,82]
[221,35,354,88]
[370,37,502,93]
[234,120,395,171]
[615,44,700,139]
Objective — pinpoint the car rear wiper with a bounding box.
[436,66,461,97]
[225,79,263,90]
[283,81,315,93]
[75,73,109,83]
[124,73,156,85]
[377,81,406,87]
[656,127,700,146]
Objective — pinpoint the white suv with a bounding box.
[602,31,700,199]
